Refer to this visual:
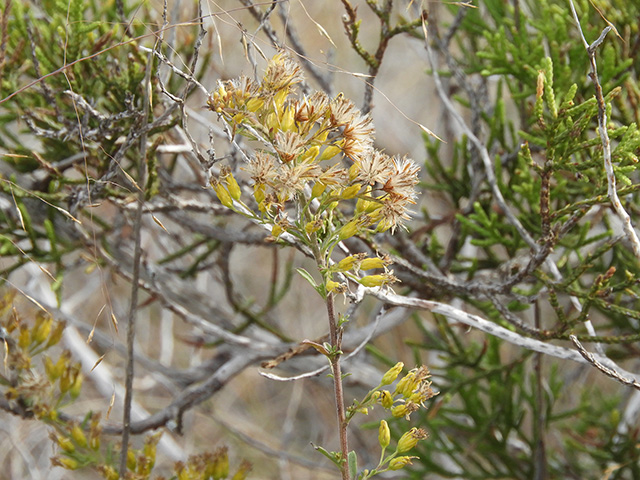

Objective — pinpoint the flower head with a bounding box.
[274,131,306,163]
[355,150,393,186]
[262,52,304,93]
[397,427,428,453]
[382,156,421,198]
[341,113,375,161]
[245,152,277,186]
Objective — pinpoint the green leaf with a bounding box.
[348,451,358,479]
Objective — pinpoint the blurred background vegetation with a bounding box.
[2,0,640,479]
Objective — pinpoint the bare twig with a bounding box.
[570,335,640,390]
[118,16,157,477]
[362,287,640,385]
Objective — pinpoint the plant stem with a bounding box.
[325,292,351,480]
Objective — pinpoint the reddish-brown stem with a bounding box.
[325,292,350,480]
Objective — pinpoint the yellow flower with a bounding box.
[300,145,320,163]
[380,390,394,409]
[70,424,87,448]
[388,456,417,470]
[395,366,431,398]
[336,253,367,272]
[318,144,342,161]
[280,105,296,131]
[305,218,323,235]
[397,427,428,453]
[391,401,419,420]
[326,280,347,294]
[360,256,390,271]
[311,181,327,198]
[211,178,234,208]
[378,420,390,449]
[381,362,404,385]
[338,219,361,241]
[358,271,398,288]
[339,183,362,200]
[226,173,242,201]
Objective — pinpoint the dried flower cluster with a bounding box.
[208,53,420,253]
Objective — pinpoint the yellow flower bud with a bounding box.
[281,105,295,131]
[300,146,320,163]
[217,84,227,100]
[336,253,366,272]
[356,197,382,215]
[381,362,404,385]
[212,450,229,479]
[45,320,65,348]
[33,313,53,344]
[358,275,386,287]
[57,435,75,453]
[315,128,329,143]
[388,456,416,470]
[380,390,394,409]
[211,179,234,208]
[274,88,289,111]
[360,257,387,271]
[305,219,323,235]
[378,420,390,449]
[266,112,279,131]
[348,163,359,182]
[99,465,119,480]
[311,181,327,198]
[51,353,69,380]
[375,217,394,233]
[58,457,80,470]
[69,371,83,399]
[326,280,345,293]
[44,356,58,381]
[359,271,398,288]
[127,449,137,470]
[318,144,342,161]
[59,368,73,394]
[18,325,30,349]
[338,219,361,241]
[340,183,362,200]
[225,172,242,201]
[70,424,87,448]
[271,224,283,238]
[254,183,266,204]
[90,433,100,451]
[355,186,372,213]
[397,428,428,453]
[395,370,419,398]
[246,97,264,112]
[391,403,410,419]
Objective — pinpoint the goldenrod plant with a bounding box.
[208,53,436,479]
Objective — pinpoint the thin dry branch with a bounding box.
[119,23,157,476]
[362,287,640,385]
[570,335,640,390]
